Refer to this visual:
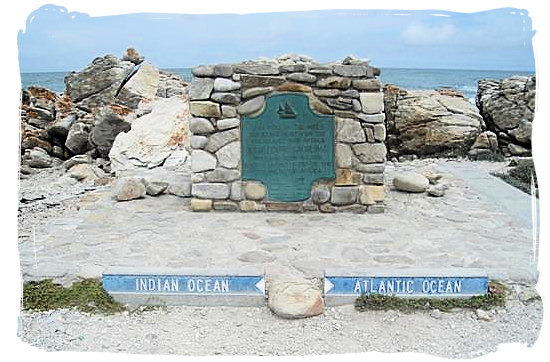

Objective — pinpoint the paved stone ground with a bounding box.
[17,159,543,357]
[18,159,538,286]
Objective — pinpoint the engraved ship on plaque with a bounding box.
[277,101,297,118]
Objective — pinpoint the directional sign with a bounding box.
[103,273,265,296]
[324,269,488,298]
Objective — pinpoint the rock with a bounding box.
[384,86,483,156]
[470,131,499,151]
[213,78,241,92]
[427,184,447,197]
[122,48,144,65]
[353,79,382,91]
[352,143,387,164]
[145,181,169,196]
[216,142,240,168]
[211,92,241,105]
[477,76,535,149]
[316,76,351,89]
[311,185,331,204]
[239,75,285,88]
[244,182,266,200]
[112,177,146,201]
[309,97,333,115]
[191,150,217,172]
[221,105,237,117]
[239,200,258,211]
[192,65,215,77]
[319,203,336,213]
[46,114,76,141]
[67,164,105,182]
[314,89,341,97]
[156,71,187,98]
[213,64,234,77]
[230,181,244,201]
[333,65,367,77]
[508,143,531,156]
[190,101,221,118]
[359,185,384,204]
[217,118,240,131]
[286,72,317,83]
[115,62,160,108]
[65,122,91,155]
[331,186,359,205]
[109,96,191,172]
[90,106,132,158]
[242,87,273,99]
[63,154,91,169]
[336,118,365,143]
[191,198,213,211]
[205,129,239,153]
[206,168,240,182]
[475,309,494,322]
[267,280,324,319]
[189,118,215,134]
[276,82,312,93]
[393,172,429,193]
[187,78,214,100]
[335,144,353,168]
[342,89,360,98]
[22,148,53,168]
[213,201,239,211]
[422,170,443,184]
[191,183,230,199]
[64,55,135,110]
[237,250,275,263]
[359,92,384,114]
[190,135,208,149]
[238,96,265,115]
[167,181,192,197]
[233,64,280,75]
[358,113,385,124]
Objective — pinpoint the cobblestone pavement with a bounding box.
[18,159,538,286]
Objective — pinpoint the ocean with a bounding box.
[19,68,534,104]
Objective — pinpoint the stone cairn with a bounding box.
[187,55,387,213]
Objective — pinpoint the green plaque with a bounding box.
[241,93,335,202]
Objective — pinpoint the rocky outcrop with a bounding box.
[64,55,135,111]
[115,62,160,108]
[476,76,535,156]
[384,85,483,157]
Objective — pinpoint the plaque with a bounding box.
[241,93,335,202]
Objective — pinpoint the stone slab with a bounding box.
[103,267,266,307]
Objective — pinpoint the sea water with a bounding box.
[20,67,534,104]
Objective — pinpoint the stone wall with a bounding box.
[187,56,386,213]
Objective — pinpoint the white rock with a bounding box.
[267,280,324,319]
[112,177,146,201]
[109,96,191,173]
[191,150,217,172]
[393,172,429,193]
[216,141,240,169]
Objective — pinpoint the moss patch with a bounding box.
[23,279,126,314]
[355,280,507,313]
[493,159,538,197]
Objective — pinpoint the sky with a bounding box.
[17,5,536,72]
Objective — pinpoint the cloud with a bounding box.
[401,21,456,45]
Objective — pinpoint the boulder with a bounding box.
[21,147,53,168]
[477,76,535,155]
[112,177,146,201]
[267,280,324,319]
[64,55,135,110]
[65,122,92,155]
[115,62,160,109]
[384,86,483,157]
[90,106,132,158]
[122,48,144,65]
[156,71,187,98]
[109,96,191,172]
[67,164,106,182]
[393,172,429,193]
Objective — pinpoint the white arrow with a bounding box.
[255,277,266,296]
[324,278,334,294]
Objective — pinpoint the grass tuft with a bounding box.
[354,280,507,313]
[22,279,126,314]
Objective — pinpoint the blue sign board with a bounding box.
[103,274,265,296]
[324,275,488,297]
